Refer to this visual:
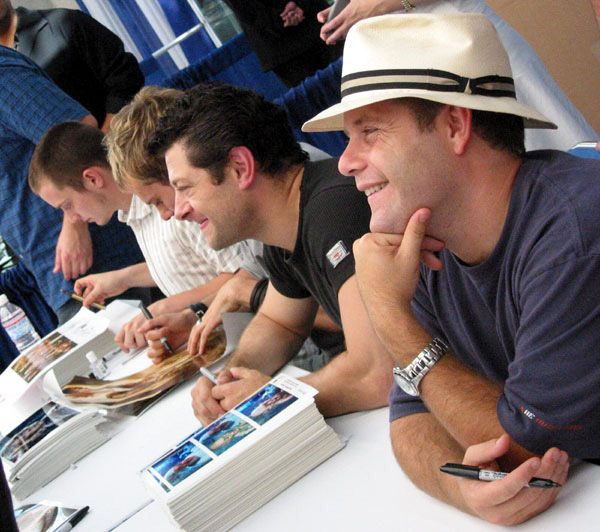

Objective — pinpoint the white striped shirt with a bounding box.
[118,196,246,296]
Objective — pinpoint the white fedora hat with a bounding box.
[302,13,556,132]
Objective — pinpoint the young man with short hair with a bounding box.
[1,0,144,324]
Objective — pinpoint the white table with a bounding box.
[15,302,600,531]
[115,407,600,532]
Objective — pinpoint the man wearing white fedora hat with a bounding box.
[304,13,600,524]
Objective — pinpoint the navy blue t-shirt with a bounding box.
[390,151,600,460]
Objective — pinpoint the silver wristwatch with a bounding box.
[393,338,449,396]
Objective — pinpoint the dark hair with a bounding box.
[29,122,109,193]
[149,81,307,183]
[0,0,14,37]
[399,98,525,157]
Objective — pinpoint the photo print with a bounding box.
[0,402,78,463]
[196,412,255,456]
[11,332,76,383]
[151,440,212,490]
[237,384,297,425]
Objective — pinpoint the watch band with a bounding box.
[405,337,448,380]
[393,337,449,396]
[189,302,208,322]
[249,278,269,313]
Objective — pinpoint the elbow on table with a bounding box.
[358,356,395,409]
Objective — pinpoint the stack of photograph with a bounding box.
[0,400,110,499]
[0,307,118,437]
[3,306,117,387]
[141,374,345,532]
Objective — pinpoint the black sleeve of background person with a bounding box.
[70,10,144,115]
[223,0,287,37]
[0,462,18,532]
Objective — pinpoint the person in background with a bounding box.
[0,2,146,313]
[0,461,17,532]
[224,0,342,88]
[0,0,145,324]
[317,0,597,151]
[304,13,600,524]
[15,4,144,133]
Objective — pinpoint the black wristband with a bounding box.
[189,302,208,321]
[249,278,269,313]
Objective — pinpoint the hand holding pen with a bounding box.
[440,463,561,488]
[138,302,174,356]
[445,434,568,526]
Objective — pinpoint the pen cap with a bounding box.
[85,350,99,364]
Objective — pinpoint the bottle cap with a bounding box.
[85,351,99,364]
[0,294,8,305]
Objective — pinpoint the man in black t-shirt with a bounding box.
[150,82,395,423]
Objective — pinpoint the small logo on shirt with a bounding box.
[519,406,582,431]
[326,240,350,268]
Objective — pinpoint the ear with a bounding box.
[82,166,106,190]
[227,146,256,190]
[441,105,472,156]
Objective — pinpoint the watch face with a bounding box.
[393,368,420,397]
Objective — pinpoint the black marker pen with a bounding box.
[139,302,173,355]
[440,463,561,488]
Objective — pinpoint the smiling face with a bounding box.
[339,100,450,235]
[166,141,253,250]
[37,178,115,226]
[126,180,175,221]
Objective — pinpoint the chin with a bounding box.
[369,220,393,234]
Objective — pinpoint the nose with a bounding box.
[157,204,173,221]
[173,193,191,221]
[338,136,366,178]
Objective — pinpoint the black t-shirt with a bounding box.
[263,158,371,327]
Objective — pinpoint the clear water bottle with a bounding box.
[0,293,41,353]
[86,350,108,379]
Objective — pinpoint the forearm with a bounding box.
[118,262,156,288]
[228,269,259,309]
[378,313,534,465]
[100,113,114,133]
[225,312,306,375]
[79,113,98,128]
[390,413,473,513]
[150,273,234,315]
[303,345,394,416]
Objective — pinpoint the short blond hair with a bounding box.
[104,86,183,189]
